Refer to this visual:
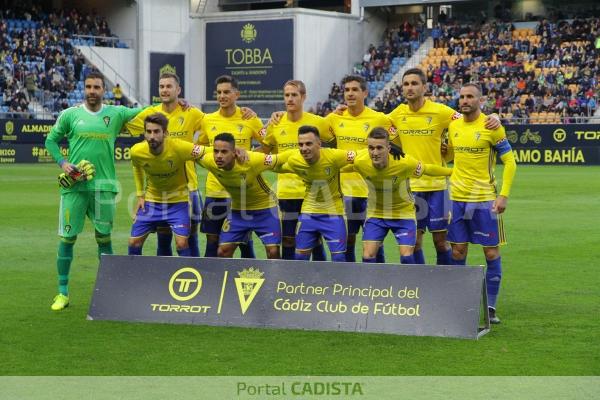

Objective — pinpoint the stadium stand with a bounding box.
[368,16,599,123]
[313,21,425,116]
[313,11,599,123]
[0,3,130,118]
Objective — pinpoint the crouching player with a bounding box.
[195,133,290,259]
[345,128,452,263]
[128,113,210,256]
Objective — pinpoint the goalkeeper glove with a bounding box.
[58,173,76,189]
[74,160,96,181]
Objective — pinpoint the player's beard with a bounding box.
[85,95,101,107]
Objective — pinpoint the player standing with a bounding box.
[198,75,264,258]
[325,75,395,262]
[45,71,142,311]
[259,80,333,260]
[446,83,517,324]
[388,68,501,265]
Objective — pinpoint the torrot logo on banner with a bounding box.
[149,53,185,104]
[89,256,490,339]
[206,19,294,101]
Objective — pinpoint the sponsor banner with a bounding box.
[89,255,488,339]
[150,53,185,104]
[0,118,142,144]
[206,19,294,101]
[0,142,137,163]
[506,124,600,164]
[0,119,54,143]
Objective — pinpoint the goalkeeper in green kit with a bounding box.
[45,71,142,311]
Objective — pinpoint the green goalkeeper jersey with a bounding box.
[46,104,141,193]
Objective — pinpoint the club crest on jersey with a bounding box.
[474,132,481,141]
[237,124,244,133]
[414,161,424,177]
[363,123,370,132]
[425,117,432,125]
[178,117,184,125]
[103,116,110,127]
[191,145,203,158]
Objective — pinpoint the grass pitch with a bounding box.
[0,163,598,375]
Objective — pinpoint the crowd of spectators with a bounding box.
[375,17,600,122]
[313,21,425,116]
[1,3,126,118]
[315,14,599,123]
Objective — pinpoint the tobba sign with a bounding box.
[88,256,489,339]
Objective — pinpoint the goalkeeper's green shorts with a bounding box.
[58,191,117,237]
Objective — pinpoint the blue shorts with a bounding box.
[219,207,281,246]
[296,214,347,254]
[447,200,506,247]
[200,197,231,235]
[363,217,417,246]
[414,190,450,232]
[131,201,190,238]
[279,199,303,237]
[189,190,203,224]
[344,196,367,235]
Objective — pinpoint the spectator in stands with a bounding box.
[113,83,123,105]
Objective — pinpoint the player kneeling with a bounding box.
[345,128,452,264]
[127,113,209,256]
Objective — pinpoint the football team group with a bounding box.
[45,68,516,323]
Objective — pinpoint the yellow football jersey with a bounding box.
[196,151,282,210]
[263,112,333,199]
[198,107,264,198]
[447,114,507,202]
[352,150,424,220]
[131,138,207,203]
[388,100,460,192]
[280,148,356,215]
[326,107,394,198]
[125,104,205,191]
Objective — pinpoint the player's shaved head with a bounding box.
[368,127,390,142]
[463,82,482,97]
[298,125,320,138]
[159,72,180,86]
